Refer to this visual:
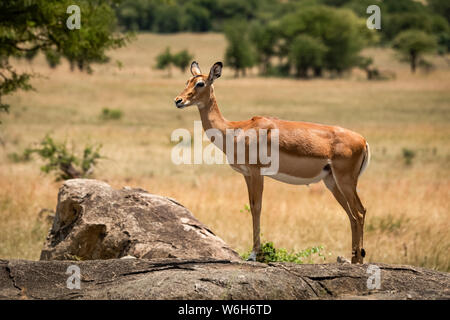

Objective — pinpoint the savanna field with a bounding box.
[0,33,449,271]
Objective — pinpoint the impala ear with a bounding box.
[208,62,223,83]
[190,61,202,76]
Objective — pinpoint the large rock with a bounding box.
[40,179,239,261]
[1,259,448,300]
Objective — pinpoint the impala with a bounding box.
[174,61,370,264]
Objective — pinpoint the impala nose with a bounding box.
[175,98,183,106]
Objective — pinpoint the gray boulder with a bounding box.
[1,259,449,300]
[40,179,239,262]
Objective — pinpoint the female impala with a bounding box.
[174,61,370,264]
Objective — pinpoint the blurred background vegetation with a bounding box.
[2,0,449,111]
[114,0,449,77]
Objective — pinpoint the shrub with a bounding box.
[101,108,123,120]
[402,148,416,165]
[24,135,103,181]
[155,47,174,77]
[155,47,195,76]
[172,50,194,73]
[241,242,326,264]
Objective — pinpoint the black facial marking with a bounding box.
[323,164,331,171]
[361,248,366,257]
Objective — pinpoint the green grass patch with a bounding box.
[241,242,327,264]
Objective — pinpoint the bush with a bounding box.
[155,47,195,76]
[155,47,173,77]
[24,135,103,181]
[172,50,194,73]
[100,108,123,120]
[402,148,416,165]
[241,242,327,264]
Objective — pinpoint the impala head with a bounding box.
[174,61,222,109]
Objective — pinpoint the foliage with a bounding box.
[112,0,449,78]
[100,108,123,120]
[224,20,255,77]
[155,47,173,77]
[153,4,183,33]
[184,2,212,32]
[289,34,327,78]
[249,22,278,75]
[172,50,194,73]
[393,30,438,73]
[402,148,416,166]
[278,5,375,75]
[155,47,194,76]
[23,135,103,181]
[240,203,251,214]
[428,0,450,24]
[384,12,449,43]
[0,0,129,117]
[241,242,327,264]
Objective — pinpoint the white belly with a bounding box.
[269,170,329,186]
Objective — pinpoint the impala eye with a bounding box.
[196,82,205,88]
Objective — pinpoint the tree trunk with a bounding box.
[313,67,322,77]
[410,51,417,73]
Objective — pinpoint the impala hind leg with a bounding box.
[324,170,367,264]
[244,172,264,262]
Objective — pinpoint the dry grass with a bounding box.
[0,33,449,271]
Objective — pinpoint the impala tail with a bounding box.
[359,142,371,177]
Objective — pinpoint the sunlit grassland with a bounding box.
[1,33,449,271]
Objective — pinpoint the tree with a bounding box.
[393,30,437,73]
[183,3,212,32]
[153,4,182,33]
[115,0,157,31]
[249,22,279,75]
[224,21,255,77]
[0,0,129,118]
[155,47,173,77]
[172,50,194,73]
[428,0,450,23]
[384,12,449,42]
[289,35,327,78]
[278,6,374,75]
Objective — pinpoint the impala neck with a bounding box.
[197,87,230,134]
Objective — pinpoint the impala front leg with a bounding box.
[244,172,264,262]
